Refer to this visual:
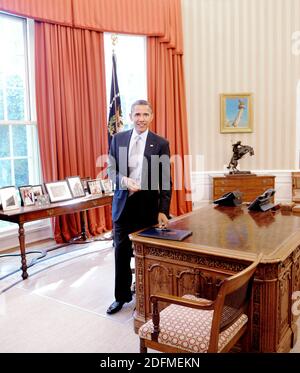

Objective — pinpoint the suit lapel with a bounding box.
[144,131,159,158]
[123,129,133,149]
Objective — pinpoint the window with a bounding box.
[104,33,147,130]
[0,13,41,231]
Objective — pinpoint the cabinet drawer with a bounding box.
[214,186,238,195]
[214,189,274,202]
[214,177,274,188]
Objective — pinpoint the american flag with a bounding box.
[107,51,123,147]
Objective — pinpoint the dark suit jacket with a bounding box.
[108,129,172,223]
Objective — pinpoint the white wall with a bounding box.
[182,0,300,172]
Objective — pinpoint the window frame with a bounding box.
[0,13,50,246]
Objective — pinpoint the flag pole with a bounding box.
[111,34,118,131]
[111,33,118,50]
[107,34,123,148]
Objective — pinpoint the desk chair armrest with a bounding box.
[150,293,213,310]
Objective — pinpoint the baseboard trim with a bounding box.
[0,220,53,252]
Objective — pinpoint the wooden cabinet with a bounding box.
[212,174,275,202]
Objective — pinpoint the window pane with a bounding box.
[7,85,25,120]
[0,86,3,120]
[14,158,29,186]
[12,125,27,156]
[0,159,12,187]
[0,15,24,56]
[0,125,9,157]
[0,14,27,122]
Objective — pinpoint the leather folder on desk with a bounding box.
[138,227,192,241]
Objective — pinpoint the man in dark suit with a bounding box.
[106,99,172,314]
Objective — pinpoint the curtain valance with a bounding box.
[0,0,183,53]
[0,0,73,26]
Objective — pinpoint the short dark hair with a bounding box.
[131,100,153,113]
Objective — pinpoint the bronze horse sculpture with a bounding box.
[227,141,254,173]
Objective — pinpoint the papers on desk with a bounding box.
[138,227,192,241]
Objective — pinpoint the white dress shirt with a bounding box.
[128,129,148,185]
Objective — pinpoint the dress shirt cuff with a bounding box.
[121,176,128,188]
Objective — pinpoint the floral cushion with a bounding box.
[138,294,248,353]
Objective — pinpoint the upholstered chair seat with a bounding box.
[139,295,248,353]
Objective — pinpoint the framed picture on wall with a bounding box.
[0,186,20,211]
[45,181,73,203]
[220,93,253,133]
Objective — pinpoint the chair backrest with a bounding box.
[207,254,262,352]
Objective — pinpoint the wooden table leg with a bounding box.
[18,222,28,280]
[80,210,88,241]
[69,210,88,243]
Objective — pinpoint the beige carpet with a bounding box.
[0,241,139,353]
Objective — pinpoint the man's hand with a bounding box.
[123,176,141,193]
[158,212,169,229]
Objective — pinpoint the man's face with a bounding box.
[130,104,153,134]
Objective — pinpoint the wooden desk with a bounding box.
[0,193,113,280]
[212,174,275,202]
[131,205,300,352]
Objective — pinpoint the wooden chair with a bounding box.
[138,254,262,353]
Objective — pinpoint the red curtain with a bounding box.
[72,0,165,36]
[35,22,111,242]
[147,38,192,216]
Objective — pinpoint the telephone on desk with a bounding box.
[213,191,242,207]
[248,188,276,212]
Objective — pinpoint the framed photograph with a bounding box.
[87,179,103,195]
[66,176,85,198]
[19,185,35,206]
[32,184,44,201]
[81,177,91,192]
[45,180,73,203]
[0,186,20,211]
[100,179,113,194]
[220,93,253,133]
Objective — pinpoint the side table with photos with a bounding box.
[0,176,114,280]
